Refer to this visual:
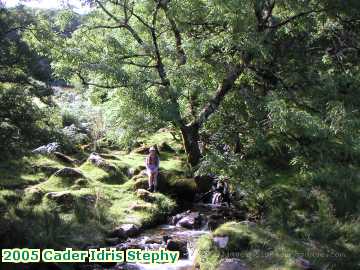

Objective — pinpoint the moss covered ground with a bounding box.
[0,130,190,249]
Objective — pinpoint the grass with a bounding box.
[0,130,184,249]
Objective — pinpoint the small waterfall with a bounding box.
[211,192,222,205]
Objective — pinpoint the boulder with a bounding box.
[158,142,175,153]
[166,239,188,258]
[62,124,89,144]
[32,142,60,154]
[46,191,74,209]
[136,189,156,203]
[110,224,140,239]
[169,210,190,225]
[217,258,249,270]
[53,167,85,179]
[53,152,78,165]
[177,211,202,229]
[88,152,117,173]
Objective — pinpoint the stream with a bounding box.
[109,203,245,270]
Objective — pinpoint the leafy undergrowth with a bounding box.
[195,222,350,270]
[0,130,188,249]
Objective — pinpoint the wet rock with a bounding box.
[136,189,156,203]
[145,238,162,245]
[169,210,190,225]
[88,152,117,173]
[53,152,78,165]
[177,211,202,229]
[217,258,249,270]
[53,167,85,179]
[166,239,188,258]
[114,263,142,270]
[115,240,145,251]
[110,224,140,239]
[158,142,175,153]
[32,142,60,154]
[46,191,74,209]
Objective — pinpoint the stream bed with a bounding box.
[109,203,245,270]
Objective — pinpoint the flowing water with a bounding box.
[115,203,229,270]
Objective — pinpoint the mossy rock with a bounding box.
[132,171,196,201]
[195,175,214,193]
[134,177,148,190]
[46,191,75,210]
[158,173,197,202]
[24,187,45,204]
[80,161,126,184]
[53,167,85,179]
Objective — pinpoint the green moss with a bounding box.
[195,222,327,270]
[79,161,126,184]
[0,136,180,249]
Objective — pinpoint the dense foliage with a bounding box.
[0,6,56,158]
[1,0,360,269]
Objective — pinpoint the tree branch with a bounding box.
[159,1,187,65]
[269,8,327,29]
[77,72,126,89]
[194,64,244,127]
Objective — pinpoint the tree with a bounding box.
[50,0,360,167]
[0,6,54,157]
[49,0,253,166]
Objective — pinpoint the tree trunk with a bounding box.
[180,124,201,167]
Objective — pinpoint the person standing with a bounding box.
[145,146,160,192]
